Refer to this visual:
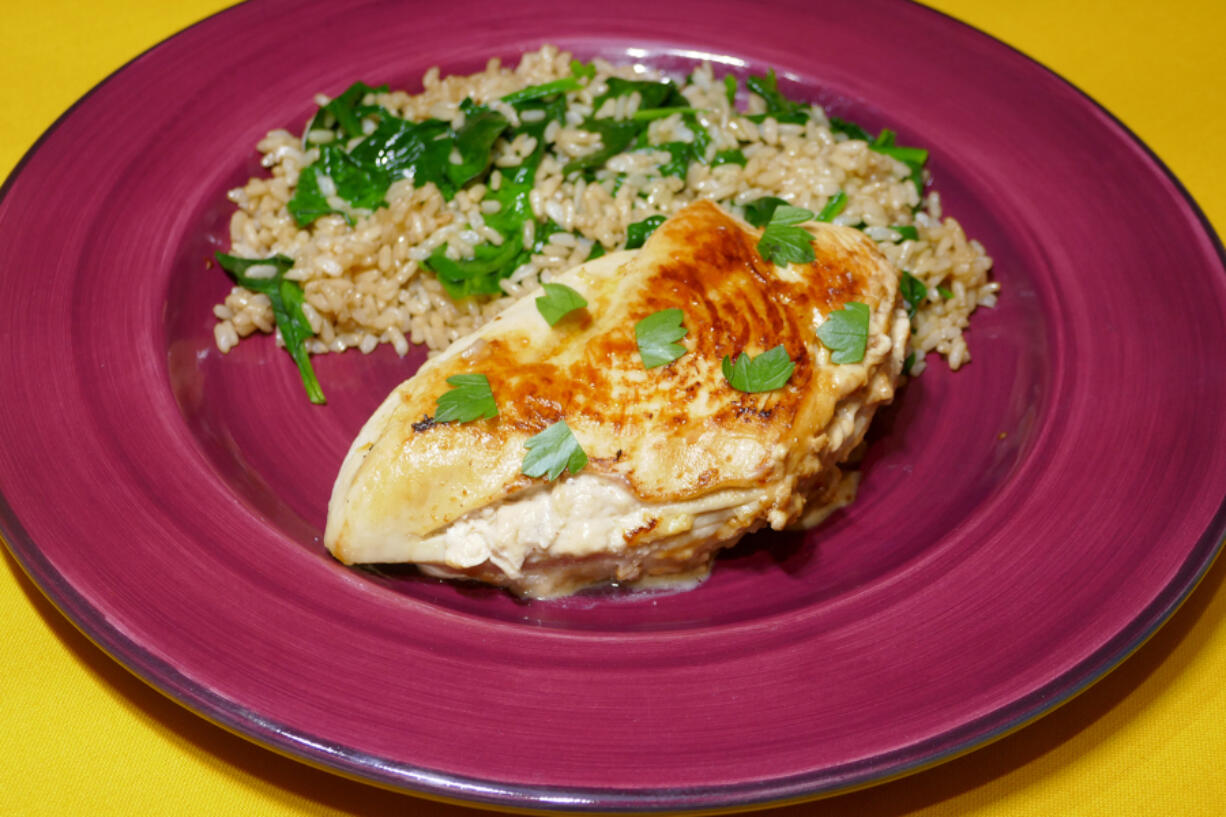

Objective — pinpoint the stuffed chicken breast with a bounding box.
[325,200,909,597]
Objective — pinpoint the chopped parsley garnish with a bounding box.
[625,215,666,249]
[434,374,498,423]
[215,253,325,405]
[816,302,870,364]
[900,270,928,318]
[535,282,588,326]
[635,308,688,368]
[522,420,588,480]
[722,345,795,393]
[757,204,817,265]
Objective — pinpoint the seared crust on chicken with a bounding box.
[325,200,909,596]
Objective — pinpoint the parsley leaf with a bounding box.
[635,308,688,368]
[721,345,795,393]
[625,215,666,249]
[535,282,588,325]
[434,373,498,423]
[900,271,928,318]
[215,253,325,405]
[522,420,588,480]
[816,301,870,364]
[757,205,816,265]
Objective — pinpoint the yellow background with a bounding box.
[3,1,1224,814]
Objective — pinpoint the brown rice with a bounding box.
[213,45,997,377]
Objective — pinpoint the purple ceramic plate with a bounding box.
[2,0,1225,811]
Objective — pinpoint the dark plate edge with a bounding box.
[1,0,1225,813]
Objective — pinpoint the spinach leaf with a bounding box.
[592,77,687,112]
[828,116,873,142]
[288,142,391,226]
[447,100,511,189]
[625,215,666,249]
[815,191,847,222]
[562,117,643,176]
[827,119,928,197]
[500,77,582,105]
[711,148,746,167]
[745,69,810,124]
[422,95,567,296]
[900,270,928,318]
[724,74,738,107]
[215,253,325,404]
[744,195,789,228]
[323,81,388,139]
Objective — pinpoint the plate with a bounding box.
[2,0,1225,811]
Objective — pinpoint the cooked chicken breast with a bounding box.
[325,200,909,597]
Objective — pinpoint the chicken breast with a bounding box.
[325,200,910,597]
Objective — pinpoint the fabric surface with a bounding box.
[3,1,1224,814]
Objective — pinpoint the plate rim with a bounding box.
[2,0,1225,812]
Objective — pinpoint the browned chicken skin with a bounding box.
[325,200,909,597]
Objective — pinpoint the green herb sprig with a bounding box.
[434,374,498,423]
[522,420,588,480]
[757,204,817,265]
[721,345,795,393]
[816,301,870,364]
[635,308,688,368]
[535,282,588,326]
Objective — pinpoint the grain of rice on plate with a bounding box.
[213,44,997,382]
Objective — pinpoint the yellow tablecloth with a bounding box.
[3,1,1224,814]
